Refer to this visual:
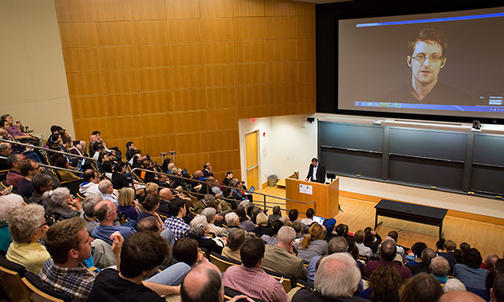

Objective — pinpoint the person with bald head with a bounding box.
[439,291,485,302]
[158,188,174,216]
[262,226,307,280]
[293,253,366,302]
[91,200,136,245]
[181,262,251,302]
[365,239,412,281]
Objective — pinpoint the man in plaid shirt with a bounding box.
[163,198,191,241]
[40,217,122,301]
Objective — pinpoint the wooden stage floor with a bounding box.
[255,186,504,258]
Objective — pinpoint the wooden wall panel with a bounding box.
[200,0,234,18]
[165,0,200,19]
[56,0,316,180]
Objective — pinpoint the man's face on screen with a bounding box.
[409,40,445,86]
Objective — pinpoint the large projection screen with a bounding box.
[338,7,504,119]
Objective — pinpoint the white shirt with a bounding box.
[312,165,318,181]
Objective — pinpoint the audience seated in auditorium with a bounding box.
[430,256,451,285]
[293,253,366,302]
[6,153,24,189]
[408,247,436,275]
[201,207,226,237]
[262,219,283,246]
[364,227,382,255]
[137,194,163,226]
[288,209,299,223]
[222,228,246,262]
[323,218,338,242]
[223,238,289,302]
[189,215,224,254]
[355,229,372,258]
[300,208,315,226]
[158,187,174,215]
[307,236,349,286]
[454,248,488,291]
[6,204,50,274]
[262,225,307,280]
[193,194,217,214]
[386,230,405,257]
[40,217,110,300]
[181,262,252,302]
[298,223,328,262]
[399,273,443,302]
[112,161,129,189]
[116,187,139,222]
[268,206,282,224]
[0,194,24,253]
[444,278,467,292]
[202,162,213,178]
[45,187,82,221]
[163,198,191,241]
[79,169,101,197]
[360,264,402,302]
[92,200,136,245]
[237,202,255,232]
[439,239,457,273]
[254,212,272,237]
[98,179,118,205]
[29,172,53,204]
[88,232,181,301]
[81,194,103,234]
[17,158,39,200]
[365,239,412,280]
[406,241,427,264]
[336,224,355,249]
[222,171,233,187]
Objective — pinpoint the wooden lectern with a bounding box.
[285,177,339,219]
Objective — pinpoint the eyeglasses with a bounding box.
[412,53,443,64]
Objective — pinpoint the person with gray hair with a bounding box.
[443,278,467,293]
[222,228,245,262]
[29,173,53,204]
[189,215,223,254]
[201,207,225,236]
[225,212,239,227]
[98,179,117,205]
[307,236,350,286]
[6,204,51,274]
[293,253,365,302]
[81,194,103,234]
[262,226,307,280]
[430,256,450,285]
[0,194,24,253]
[45,186,82,221]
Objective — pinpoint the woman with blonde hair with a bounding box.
[117,187,138,221]
[298,222,328,262]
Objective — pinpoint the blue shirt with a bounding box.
[454,263,488,290]
[91,224,136,245]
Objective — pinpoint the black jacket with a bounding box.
[306,163,326,183]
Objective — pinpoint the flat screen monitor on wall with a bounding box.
[338,7,504,120]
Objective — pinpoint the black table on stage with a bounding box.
[374,199,447,239]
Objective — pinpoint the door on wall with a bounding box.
[245,131,259,190]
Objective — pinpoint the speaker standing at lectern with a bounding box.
[305,158,326,183]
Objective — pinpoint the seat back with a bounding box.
[0,254,31,302]
[263,268,295,293]
[224,287,265,302]
[22,271,71,302]
[209,252,241,273]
